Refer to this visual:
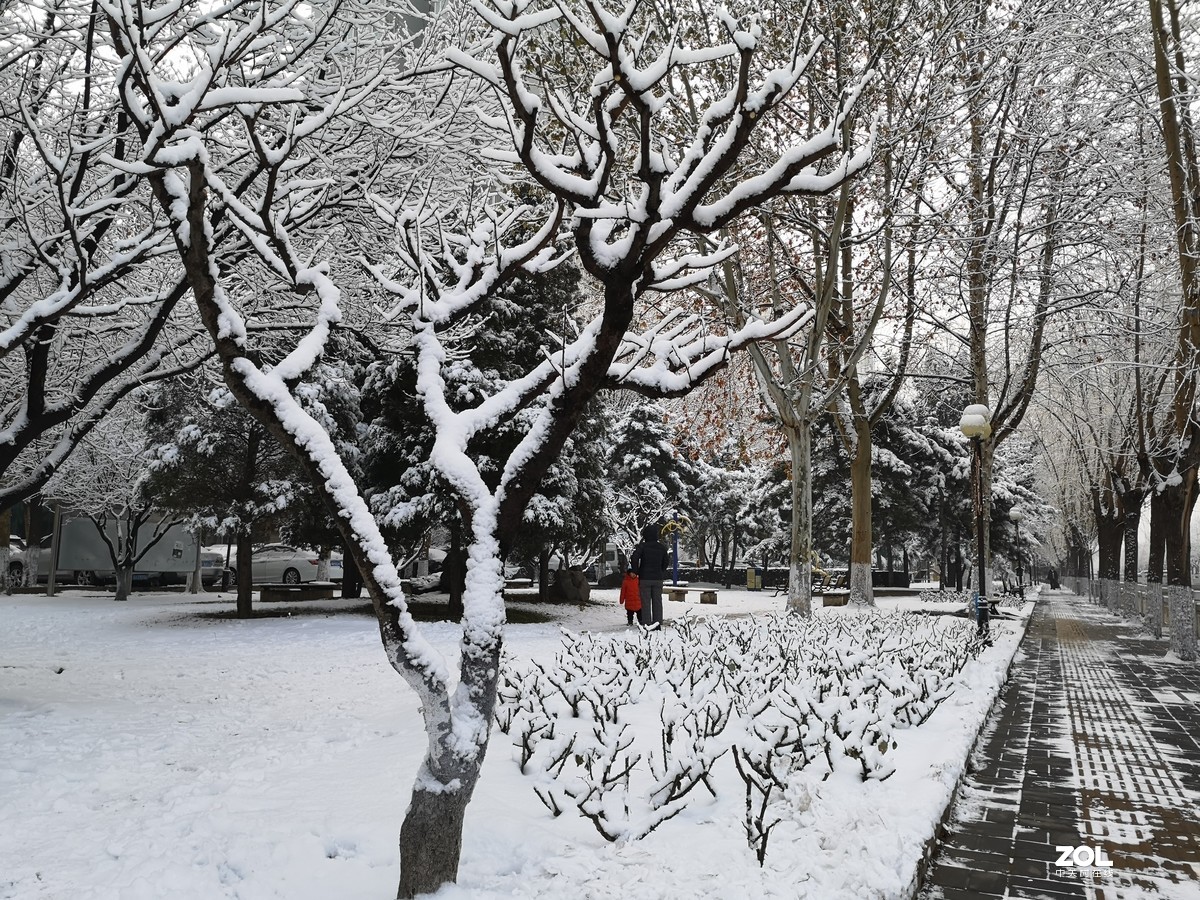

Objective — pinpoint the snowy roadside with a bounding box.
[0,587,1031,899]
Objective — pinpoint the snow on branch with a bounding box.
[455,0,873,282]
[366,196,566,326]
[608,302,815,397]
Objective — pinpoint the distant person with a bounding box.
[630,524,669,629]
[619,570,641,626]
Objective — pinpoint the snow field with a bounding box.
[0,589,1027,899]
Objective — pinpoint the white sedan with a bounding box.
[228,544,343,585]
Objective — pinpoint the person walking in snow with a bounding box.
[629,523,670,629]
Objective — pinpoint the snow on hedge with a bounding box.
[496,611,985,863]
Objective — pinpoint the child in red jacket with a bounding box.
[619,571,641,625]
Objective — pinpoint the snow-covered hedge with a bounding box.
[918,587,1027,609]
[496,612,984,863]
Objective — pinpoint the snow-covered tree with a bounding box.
[100,0,870,893]
[42,408,180,601]
[688,445,762,580]
[146,367,359,617]
[605,400,694,555]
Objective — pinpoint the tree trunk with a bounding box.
[786,422,812,616]
[188,528,203,594]
[1167,584,1198,661]
[23,497,40,588]
[939,500,948,590]
[445,534,466,622]
[1122,489,1145,583]
[1148,490,1166,585]
[1161,469,1198,588]
[1095,513,1123,582]
[236,532,254,618]
[847,417,874,606]
[342,551,363,599]
[537,548,551,603]
[114,565,133,602]
[397,781,474,898]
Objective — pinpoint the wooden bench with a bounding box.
[259,582,336,603]
[666,586,718,605]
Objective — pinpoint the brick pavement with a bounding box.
[918,590,1200,899]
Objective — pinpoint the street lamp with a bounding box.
[1010,509,1025,594]
[960,404,993,638]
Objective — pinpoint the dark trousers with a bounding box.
[638,580,664,626]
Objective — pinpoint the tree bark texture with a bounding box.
[236,532,254,619]
[1167,585,1198,661]
[1148,490,1167,585]
[1122,490,1145,583]
[785,422,813,617]
[1094,513,1123,583]
[847,416,875,606]
[114,566,133,602]
[1161,469,1198,587]
[397,780,473,898]
[1148,581,1165,639]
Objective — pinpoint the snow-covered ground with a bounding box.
[0,585,1031,899]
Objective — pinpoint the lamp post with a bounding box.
[960,404,993,638]
[662,514,688,586]
[1010,509,1025,595]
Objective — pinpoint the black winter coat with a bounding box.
[631,540,671,582]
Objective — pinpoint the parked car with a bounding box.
[6,535,93,585]
[198,548,226,587]
[6,537,25,582]
[228,544,343,585]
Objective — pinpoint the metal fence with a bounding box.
[1064,576,1199,659]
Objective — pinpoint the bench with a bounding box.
[259,582,336,603]
[666,586,718,605]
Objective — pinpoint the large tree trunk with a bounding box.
[1122,489,1145,583]
[1094,505,1123,582]
[1158,467,1199,656]
[1161,469,1197,588]
[786,422,812,616]
[398,782,473,898]
[395,523,503,897]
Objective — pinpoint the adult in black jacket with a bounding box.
[630,523,670,628]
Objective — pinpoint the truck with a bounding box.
[8,516,203,587]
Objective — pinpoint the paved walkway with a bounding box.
[919,590,1200,900]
